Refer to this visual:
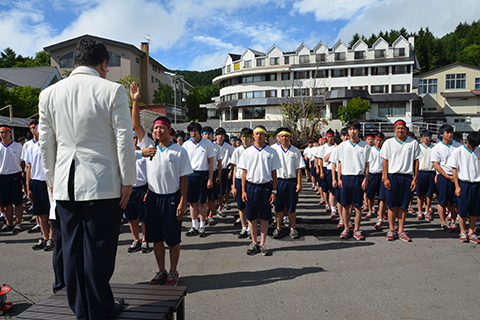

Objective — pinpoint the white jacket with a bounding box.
[39,66,136,201]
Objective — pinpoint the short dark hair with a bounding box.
[420,130,432,137]
[375,132,385,139]
[202,126,214,134]
[152,116,171,128]
[439,124,454,135]
[334,136,342,145]
[215,127,226,136]
[346,120,361,130]
[176,130,185,140]
[187,122,202,133]
[73,37,110,67]
[453,132,462,141]
[241,127,253,136]
[340,128,348,136]
[30,119,39,126]
[275,127,291,135]
[467,131,480,148]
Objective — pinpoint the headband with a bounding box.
[374,136,384,140]
[326,133,334,136]
[154,120,171,128]
[133,132,137,136]
[394,120,406,127]
[277,131,291,136]
[366,135,374,139]
[0,126,12,132]
[30,124,36,128]
[202,131,214,135]
[241,133,252,137]
[321,137,327,141]
[253,128,267,134]
[34,124,39,131]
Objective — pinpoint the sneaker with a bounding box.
[215,210,226,218]
[238,229,248,239]
[150,270,168,285]
[234,216,241,226]
[361,205,368,212]
[12,224,22,234]
[425,212,433,221]
[290,229,299,239]
[32,239,46,250]
[386,230,396,241]
[330,212,337,219]
[141,241,151,253]
[198,227,207,238]
[1,224,14,232]
[449,223,459,233]
[319,200,326,205]
[353,230,365,240]
[246,243,260,255]
[407,207,415,214]
[0,216,5,224]
[374,221,384,230]
[127,241,141,253]
[283,218,290,227]
[185,227,199,237]
[29,216,37,223]
[441,223,450,232]
[44,239,55,251]
[206,217,215,225]
[28,225,42,234]
[416,213,424,220]
[468,233,480,244]
[165,271,179,286]
[325,205,331,212]
[339,229,349,239]
[365,212,372,219]
[348,222,354,229]
[272,228,282,239]
[398,232,412,242]
[428,208,434,214]
[460,233,469,243]
[260,244,272,256]
[337,220,344,229]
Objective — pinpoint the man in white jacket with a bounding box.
[39,37,136,320]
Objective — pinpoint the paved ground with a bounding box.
[1,179,480,319]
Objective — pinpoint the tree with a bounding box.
[348,33,361,47]
[153,82,174,105]
[337,97,371,123]
[0,83,40,118]
[119,75,141,106]
[457,44,480,66]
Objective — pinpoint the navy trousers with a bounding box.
[50,213,65,294]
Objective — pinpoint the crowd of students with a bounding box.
[2,89,480,288]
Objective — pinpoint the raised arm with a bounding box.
[130,81,145,142]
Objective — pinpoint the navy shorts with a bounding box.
[235,178,246,210]
[144,190,182,246]
[458,180,480,218]
[124,185,147,222]
[304,159,310,170]
[325,169,336,194]
[207,170,219,201]
[385,173,413,210]
[437,174,458,207]
[310,160,318,181]
[339,175,364,207]
[31,180,50,216]
[0,172,23,206]
[219,170,230,195]
[416,171,436,198]
[245,181,273,221]
[187,171,209,204]
[319,167,328,192]
[274,178,298,213]
[367,173,387,201]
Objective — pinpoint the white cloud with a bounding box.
[292,0,378,21]
[193,36,234,50]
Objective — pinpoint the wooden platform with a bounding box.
[16,283,187,320]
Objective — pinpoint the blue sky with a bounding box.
[0,0,479,71]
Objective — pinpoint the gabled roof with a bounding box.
[0,67,62,90]
[295,43,310,53]
[266,44,283,55]
[332,40,348,52]
[249,48,266,57]
[418,62,480,77]
[228,53,241,61]
[392,35,409,47]
[313,41,328,53]
[351,39,368,51]
[372,37,389,48]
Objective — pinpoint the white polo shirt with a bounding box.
[216,141,235,170]
[447,145,480,183]
[430,141,461,175]
[0,141,23,175]
[309,146,318,161]
[21,139,34,161]
[330,139,370,176]
[182,137,215,171]
[230,145,248,179]
[320,143,335,169]
[24,141,46,181]
[380,137,423,174]
[369,146,383,174]
[211,141,223,171]
[304,146,311,160]
[272,143,305,179]
[139,136,193,194]
[238,144,282,184]
[418,143,434,172]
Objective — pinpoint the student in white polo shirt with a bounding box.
[182,122,215,238]
[0,124,25,233]
[416,130,436,221]
[271,127,305,239]
[380,119,422,242]
[215,127,235,216]
[331,120,371,241]
[318,130,337,217]
[230,128,254,238]
[448,131,480,244]
[431,124,461,232]
[202,126,223,226]
[303,141,312,182]
[367,132,387,228]
[238,125,281,256]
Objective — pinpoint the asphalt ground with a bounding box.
[1,178,480,319]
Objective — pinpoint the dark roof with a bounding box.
[325,89,372,101]
[441,91,476,98]
[325,89,422,103]
[249,49,265,57]
[0,67,62,90]
[216,97,324,110]
[228,54,241,61]
[0,115,32,129]
[417,62,480,77]
[370,93,422,103]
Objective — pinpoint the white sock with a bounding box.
[283,216,288,220]
[331,206,337,213]
[243,226,248,231]
[246,227,250,231]
[199,221,206,229]
[192,219,199,230]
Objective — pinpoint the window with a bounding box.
[253,75,266,82]
[281,72,290,80]
[242,75,268,83]
[334,52,345,61]
[281,89,290,97]
[294,71,309,79]
[392,66,409,74]
[476,78,480,90]
[428,79,437,93]
[354,51,365,60]
[151,76,154,83]
[60,52,74,68]
[294,88,310,96]
[446,74,466,89]
[351,68,367,76]
[371,85,387,93]
[454,118,466,123]
[332,69,347,78]
[419,79,437,94]
[245,91,253,99]
[135,57,140,64]
[314,69,328,78]
[299,55,310,64]
[227,65,231,72]
[242,76,253,83]
[284,56,290,64]
[313,88,327,96]
[374,49,385,58]
[244,60,251,68]
[225,108,239,121]
[234,62,240,70]
[253,91,264,98]
[269,73,277,81]
[351,86,366,90]
[108,52,121,67]
[378,103,406,117]
[270,57,279,65]
[256,58,265,66]
[266,90,277,97]
[243,107,265,119]
[152,65,157,72]
[392,84,409,93]
[394,48,405,57]
[372,66,388,75]
[316,54,326,62]
[155,78,158,83]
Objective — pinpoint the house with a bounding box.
[0,66,62,90]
